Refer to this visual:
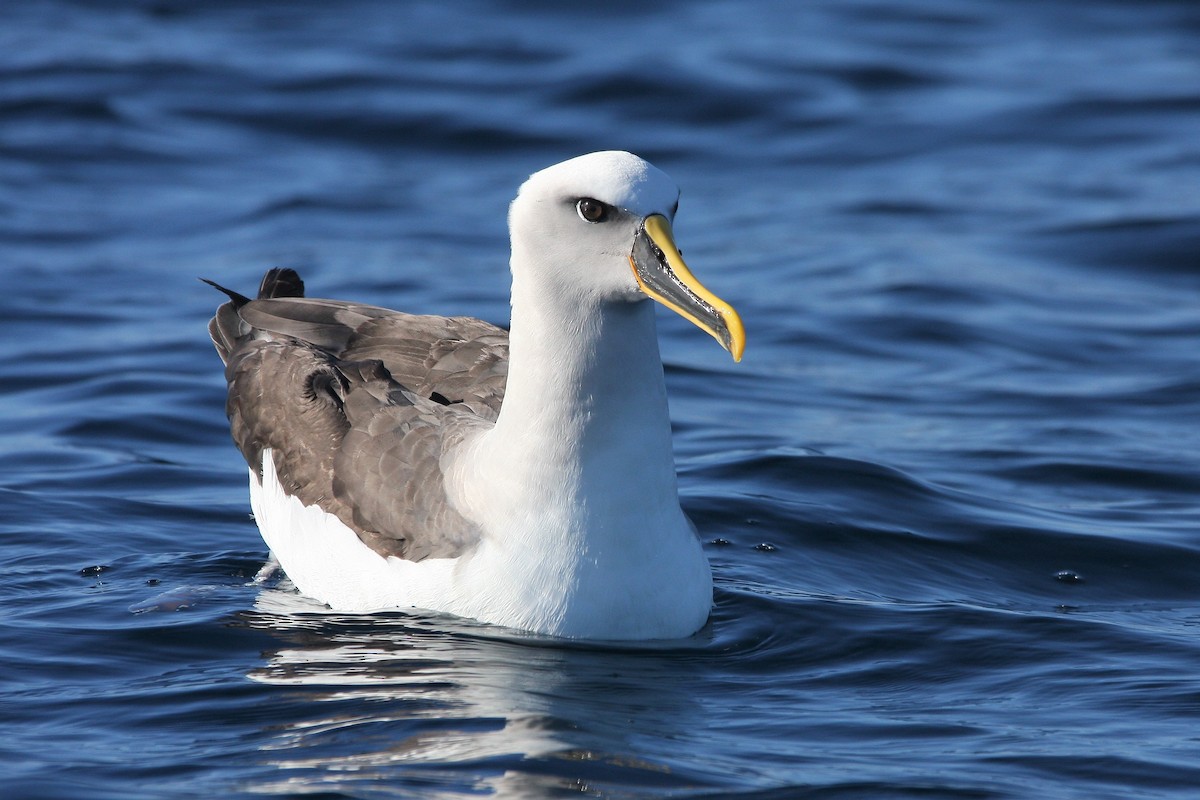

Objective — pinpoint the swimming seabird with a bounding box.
[207,151,745,640]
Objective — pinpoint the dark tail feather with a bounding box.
[258,267,305,300]
[201,268,305,306]
[200,277,252,308]
[203,268,306,365]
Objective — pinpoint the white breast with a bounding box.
[249,449,712,639]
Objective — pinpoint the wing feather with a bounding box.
[208,270,504,561]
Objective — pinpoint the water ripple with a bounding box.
[2,1,1200,797]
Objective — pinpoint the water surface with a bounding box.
[2,1,1199,797]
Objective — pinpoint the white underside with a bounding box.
[248,449,712,640]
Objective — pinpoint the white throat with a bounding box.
[469,267,681,533]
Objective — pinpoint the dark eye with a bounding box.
[576,198,610,223]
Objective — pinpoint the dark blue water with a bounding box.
[3,1,1199,797]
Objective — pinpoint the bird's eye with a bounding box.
[576,198,609,223]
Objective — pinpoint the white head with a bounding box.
[508,151,744,360]
[509,151,679,303]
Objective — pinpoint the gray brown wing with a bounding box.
[235,297,508,419]
[208,270,505,561]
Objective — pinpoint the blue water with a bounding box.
[3,1,1199,797]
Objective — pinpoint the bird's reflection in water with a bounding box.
[236,582,717,798]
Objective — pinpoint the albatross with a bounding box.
[207,151,745,640]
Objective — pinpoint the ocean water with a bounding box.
[3,1,1199,797]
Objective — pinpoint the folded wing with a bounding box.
[207,269,507,561]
